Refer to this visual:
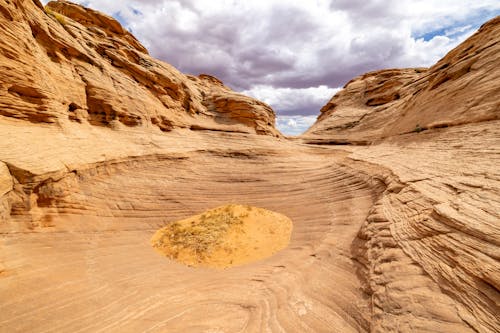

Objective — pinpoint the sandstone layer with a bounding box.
[305,17,500,144]
[0,0,279,136]
[0,1,498,333]
[302,16,500,333]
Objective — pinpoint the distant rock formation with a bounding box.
[305,16,500,143]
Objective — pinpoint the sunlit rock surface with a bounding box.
[0,1,498,332]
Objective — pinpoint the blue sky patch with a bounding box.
[418,27,449,41]
[112,11,128,26]
[131,7,142,16]
[415,9,500,41]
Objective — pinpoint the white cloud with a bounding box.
[243,85,339,116]
[276,115,318,136]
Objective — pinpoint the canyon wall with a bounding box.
[305,17,500,144]
[304,16,500,333]
[0,0,279,136]
[0,1,498,332]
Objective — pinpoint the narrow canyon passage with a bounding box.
[0,144,381,333]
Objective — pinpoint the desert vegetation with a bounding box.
[151,204,292,268]
[44,6,66,25]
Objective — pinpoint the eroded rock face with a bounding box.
[349,123,500,333]
[306,68,424,143]
[302,15,500,333]
[0,0,279,136]
[0,1,498,333]
[305,16,500,143]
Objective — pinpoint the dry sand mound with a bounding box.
[152,204,293,268]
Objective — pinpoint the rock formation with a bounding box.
[0,1,498,332]
[305,17,500,143]
[0,0,279,136]
[303,16,500,333]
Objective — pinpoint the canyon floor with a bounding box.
[1,119,498,332]
[0,124,378,332]
[0,1,498,332]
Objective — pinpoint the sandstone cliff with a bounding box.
[0,1,498,333]
[302,16,500,333]
[305,17,500,144]
[0,0,279,136]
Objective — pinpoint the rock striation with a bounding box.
[0,0,279,136]
[304,16,500,333]
[0,1,498,332]
[305,16,500,144]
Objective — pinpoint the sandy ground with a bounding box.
[152,204,293,268]
[1,122,498,332]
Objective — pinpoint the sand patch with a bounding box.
[151,204,293,268]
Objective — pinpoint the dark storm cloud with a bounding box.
[134,0,408,91]
[139,2,323,91]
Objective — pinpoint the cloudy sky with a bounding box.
[43,0,499,135]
